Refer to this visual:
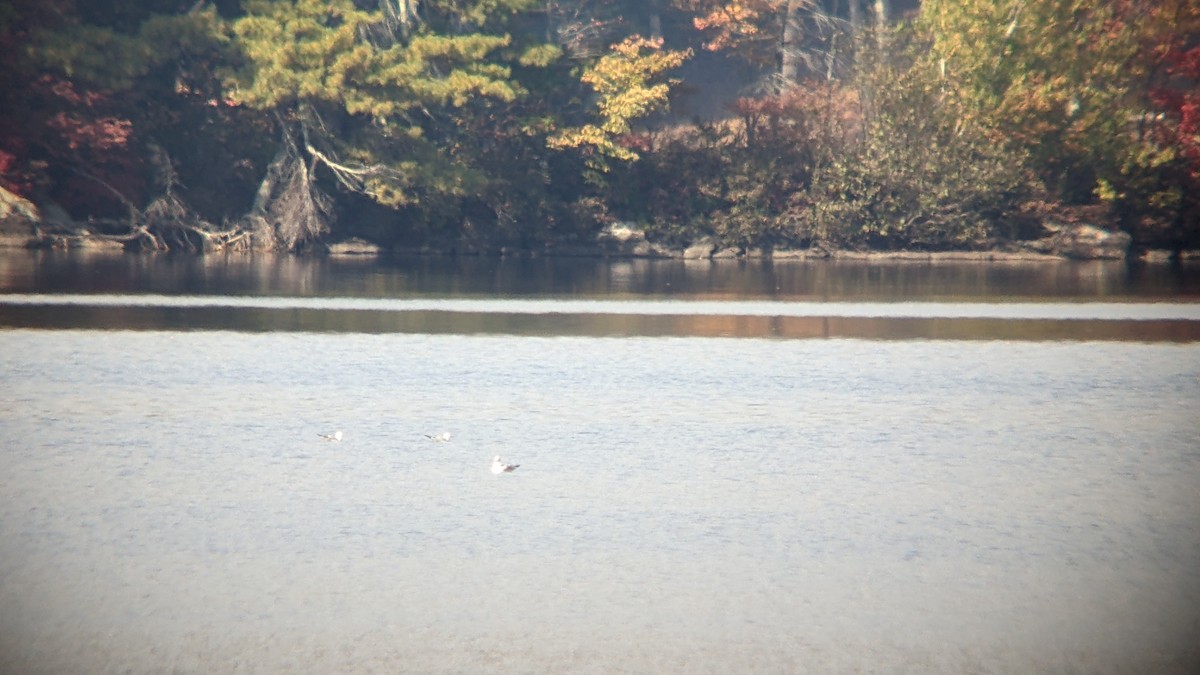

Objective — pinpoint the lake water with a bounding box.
[1,250,1199,673]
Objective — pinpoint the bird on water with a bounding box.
[492,455,519,474]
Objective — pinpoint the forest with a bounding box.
[1,0,1198,255]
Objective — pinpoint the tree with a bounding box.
[672,0,886,88]
[799,27,1033,250]
[547,35,689,169]
[921,0,1138,202]
[921,0,1200,246]
[2,0,243,249]
[228,0,558,248]
[1123,0,1200,248]
[541,0,628,59]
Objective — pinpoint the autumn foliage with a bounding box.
[1,75,145,219]
[549,36,691,165]
[681,0,784,52]
[2,0,1200,252]
[1154,48,1200,171]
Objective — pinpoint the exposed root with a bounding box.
[237,115,335,251]
[42,147,255,253]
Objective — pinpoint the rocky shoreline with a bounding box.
[299,222,1199,265]
[3,186,1195,264]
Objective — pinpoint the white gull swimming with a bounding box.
[318,430,343,442]
[425,431,452,442]
[491,455,519,474]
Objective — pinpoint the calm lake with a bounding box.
[2,250,1199,673]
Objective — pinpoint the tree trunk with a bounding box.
[382,0,419,30]
[848,0,860,66]
[645,0,663,39]
[874,0,888,53]
[240,114,334,251]
[780,0,806,89]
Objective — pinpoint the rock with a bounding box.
[328,237,381,256]
[627,240,675,258]
[593,222,674,257]
[712,247,740,259]
[598,222,645,243]
[1028,223,1131,260]
[1138,249,1174,264]
[597,221,647,255]
[683,237,716,260]
[1058,224,1131,260]
[0,186,40,246]
[10,194,131,251]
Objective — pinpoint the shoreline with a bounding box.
[1,233,1196,265]
[3,187,1195,264]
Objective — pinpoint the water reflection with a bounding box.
[2,302,1198,341]
[2,249,1199,301]
[1,250,1199,340]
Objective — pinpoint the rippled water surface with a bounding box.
[1,251,1199,673]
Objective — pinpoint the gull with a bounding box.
[318,430,344,442]
[491,455,519,474]
[425,432,452,442]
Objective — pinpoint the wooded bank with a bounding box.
[1,1,1197,257]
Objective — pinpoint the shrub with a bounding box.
[792,31,1034,250]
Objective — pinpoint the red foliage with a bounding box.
[617,133,654,154]
[46,113,134,151]
[45,75,107,107]
[1140,29,1200,243]
[730,83,862,149]
[0,73,146,215]
[1150,44,1200,176]
[0,148,36,196]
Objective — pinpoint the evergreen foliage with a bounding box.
[27,4,226,91]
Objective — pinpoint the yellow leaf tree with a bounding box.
[548,36,689,169]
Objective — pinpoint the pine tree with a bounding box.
[228,0,559,246]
